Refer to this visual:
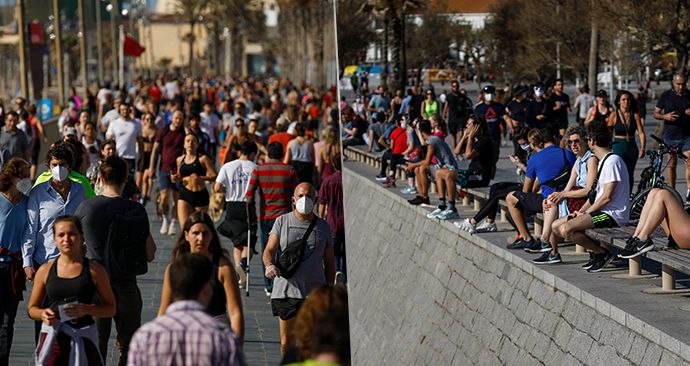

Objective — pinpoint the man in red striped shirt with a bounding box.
[245,142,298,296]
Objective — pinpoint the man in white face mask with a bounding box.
[262,182,336,357]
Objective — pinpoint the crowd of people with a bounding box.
[0,76,349,365]
[342,73,690,273]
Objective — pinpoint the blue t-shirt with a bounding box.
[0,194,28,258]
[526,145,576,198]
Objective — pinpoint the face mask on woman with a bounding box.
[15,178,32,195]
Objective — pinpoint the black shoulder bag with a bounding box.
[542,149,571,190]
[274,216,318,279]
[588,153,613,204]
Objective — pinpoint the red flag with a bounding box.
[123,33,145,57]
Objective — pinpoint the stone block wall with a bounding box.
[343,168,690,365]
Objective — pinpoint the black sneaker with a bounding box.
[408,196,430,205]
[532,252,562,264]
[525,240,551,253]
[619,238,655,259]
[587,252,614,273]
[617,236,638,258]
[507,237,534,250]
[523,239,541,252]
[581,252,596,269]
[375,174,387,181]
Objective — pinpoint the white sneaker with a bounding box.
[400,186,417,195]
[160,217,169,235]
[427,208,444,219]
[437,209,459,220]
[476,220,497,233]
[167,219,177,236]
[454,218,476,234]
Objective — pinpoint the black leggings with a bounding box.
[380,151,404,176]
[473,182,521,223]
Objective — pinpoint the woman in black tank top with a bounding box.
[584,90,613,127]
[172,133,217,230]
[27,216,115,365]
[608,90,646,190]
[158,212,244,341]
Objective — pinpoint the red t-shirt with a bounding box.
[155,126,185,172]
[149,86,162,104]
[390,127,408,155]
[268,132,295,155]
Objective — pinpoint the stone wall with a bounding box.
[343,167,690,365]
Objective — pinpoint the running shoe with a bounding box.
[587,252,614,273]
[375,174,387,181]
[617,236,638,258]
[507,237,535,250]
[525,240,552,253]
[160,217,169,235]
[619,237,655,259]
[426,208,444,219]
[581,252,596,270]
[335,271,345,285]
[454,218,476,234]
[532,252,562,264]
[400,186,417,195]
[475,221,497,233]
[408,196,430,205]
[522,239,542,252]
[167,219,177,236]
[437,209,459,220]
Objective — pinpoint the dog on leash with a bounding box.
[209,192,225,222]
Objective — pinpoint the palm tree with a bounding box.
[359,0,424,90]
[175,0,207,75]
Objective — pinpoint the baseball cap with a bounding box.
[533,82,545,91]
[63,127,78,137]
[482,85,496,94]
[596,89,608,98]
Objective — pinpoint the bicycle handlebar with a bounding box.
[651,134,664,145]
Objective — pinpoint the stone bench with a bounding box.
[586,227,690,293]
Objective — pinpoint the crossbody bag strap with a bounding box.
[593,153,613,186]
[299,216,318,251]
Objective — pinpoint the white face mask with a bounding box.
[521,143,531,151]
[485,94,494,102]
[295,196,313,215]
[534,89,544,98]
[401,121,408,129]
[51,165,69,182]
[15,178,31,195]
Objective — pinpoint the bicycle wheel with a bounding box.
[629,185,683,222]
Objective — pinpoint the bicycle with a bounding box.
[628,134,685,222]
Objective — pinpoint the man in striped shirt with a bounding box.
[127,253,246,366]
[245,142,298,296]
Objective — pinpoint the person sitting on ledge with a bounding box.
[551,122,630,272]
[619,187,690,259]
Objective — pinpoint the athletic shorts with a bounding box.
[664,136,690,153]
[448,118,465,135]
[511,191,543,216]
[271,298,305,321]
[589,211,618,228]
[158,171,178,191]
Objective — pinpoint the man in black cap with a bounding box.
[474,85,504,176]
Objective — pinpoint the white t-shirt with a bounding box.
[216,159,257,202]
[594,154,630,226]
[200,112,220,143]
[575,94,593,119]
[106,118,141,159]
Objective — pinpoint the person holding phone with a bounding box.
[653,72,690,199]
[27,215,115,365]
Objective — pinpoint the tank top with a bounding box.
[424,100,439,117]
[593,105,611,124]
[289,138,313,163]
[179,155,206,177]
[613,110,636,137]
[43,257,96,328]
[208,255,226,316]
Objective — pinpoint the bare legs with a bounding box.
[633,188,690,248]
[552,213,603,253]
[507,192,532,240]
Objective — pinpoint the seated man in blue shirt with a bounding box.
[506,128,575,250]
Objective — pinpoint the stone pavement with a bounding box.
[9,200,281,365]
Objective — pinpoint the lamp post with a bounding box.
[96,0,104,85]
[53,0,64,105]
[78,0,88,97]
[16,0,28,99]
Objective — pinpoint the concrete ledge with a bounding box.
[344,166,690,365]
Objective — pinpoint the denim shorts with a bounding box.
[158,171,178,191]
[664,136,690,152]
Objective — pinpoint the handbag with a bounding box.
[588,153,613,204]
[542,149,571,190]
[274,216,318,279]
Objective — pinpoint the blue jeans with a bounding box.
[333,232,346,282]
[260,219,276,292]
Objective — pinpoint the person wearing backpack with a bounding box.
[74,156,156,366]
[262,182,335,357]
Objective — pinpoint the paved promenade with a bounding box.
[9,201,281,365]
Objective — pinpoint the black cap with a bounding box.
[534,82,545,91]
[596,89,608,98]
[514,85,527,96]
[482,85,496,94]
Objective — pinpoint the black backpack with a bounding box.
[103,201,149,281]
[274,216,317,279]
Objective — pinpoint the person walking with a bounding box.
[608,90,646,190]
[106,102,142,174]
[158,212,244,340]
[318,154,345,282]
[172,134,217,229]
[74,156,156,365]
[127,253,246,366]
[263,182,335,357]
[0,111,30,161]
[284,123,315,184]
